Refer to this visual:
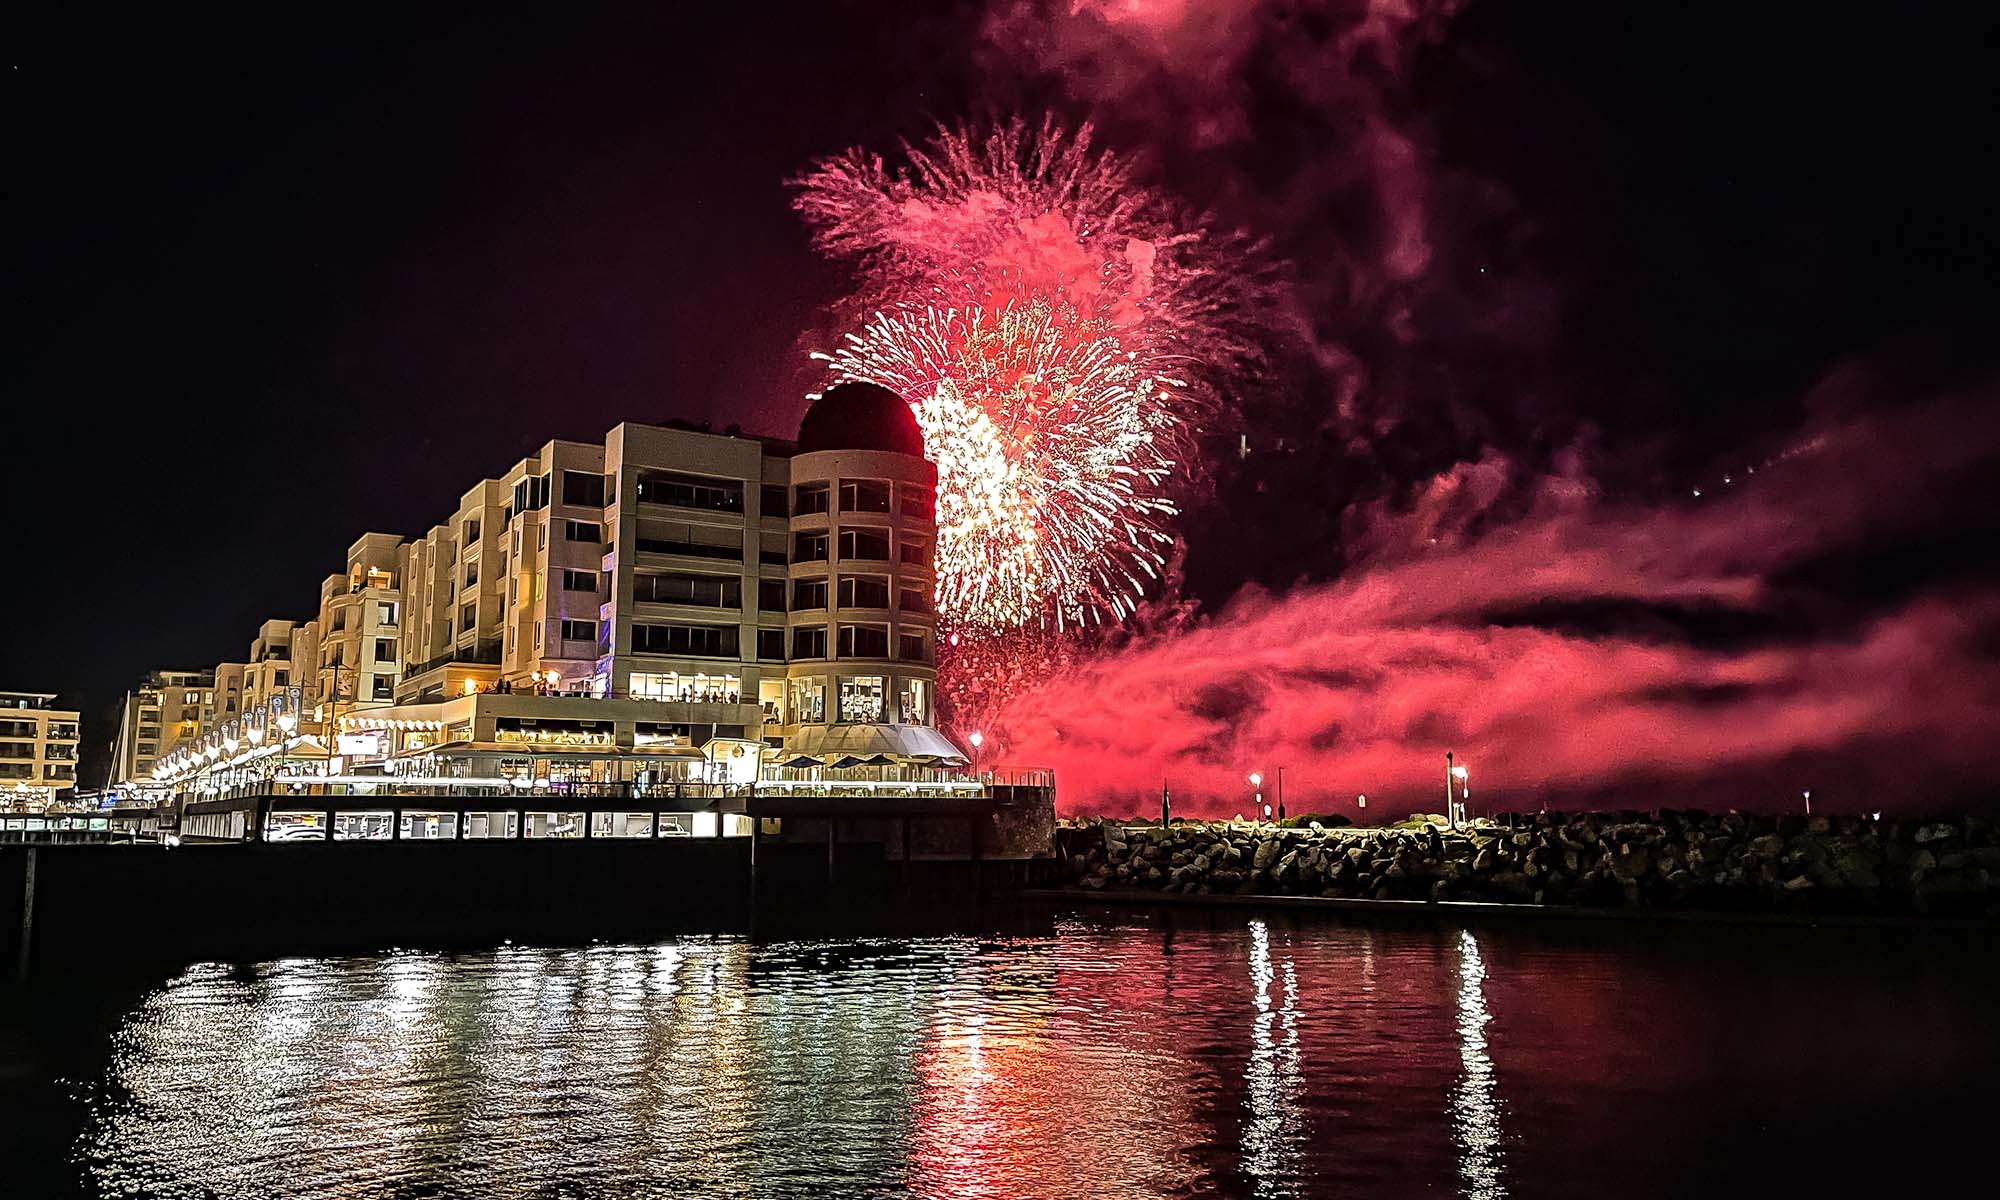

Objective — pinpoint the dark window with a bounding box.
[637,470,744,512]
[901,537,931,567]
[562,470,606,507]
[839,528,890,561]
[837,575,891,608]
[838,624,890,658]
[372,677,393,700]
[463,518,481,542]
[374,638,396,662]
[460,603,476,631]
[565,520,602,543]
[901,483,935,520]
[463,561,479,587]
[899,632,928,662]
[274,670,289,686]
[794,483,830,515]
[633,573,741,607]
[794,531,830,562]
[561,569,598,593]
[760,484,788,518]
[792,578,828,610]
[512,474,551,513]
[632,623,739,657]
[560,619,596,642]
[758,579,787,612]
[757,629,785,660]
[791,626,828,658]
[840,479,890,513]
[899,588,928,614]
[635,521,742,561]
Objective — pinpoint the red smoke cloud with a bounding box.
[988,392,2000,817]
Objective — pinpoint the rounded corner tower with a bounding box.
[797,381,928,458]
[778,383,960,761]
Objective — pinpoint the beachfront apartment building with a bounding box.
[240,619,299,719]
[382,383,943,754]
[310,533,405,711]
[210,663,246,725]
[0,692,81,810]
[154,381,960,793]
[110,669,216,787]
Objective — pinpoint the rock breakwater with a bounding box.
[1057,811,2000,916]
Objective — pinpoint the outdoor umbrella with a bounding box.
[780,755,822,769]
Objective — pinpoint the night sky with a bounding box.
[9,3,1998,802]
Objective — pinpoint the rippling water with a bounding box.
[9,909,1998,1197]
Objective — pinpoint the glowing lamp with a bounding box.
[968,731,984,749]
[1248,772,1263,788]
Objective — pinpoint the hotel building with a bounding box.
[0,692,81,810]
[156,383,966,815]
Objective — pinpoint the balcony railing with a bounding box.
[405,639,503,678]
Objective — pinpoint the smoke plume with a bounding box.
[988,388,2000,815]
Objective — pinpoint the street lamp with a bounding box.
[1446,752,1470,829]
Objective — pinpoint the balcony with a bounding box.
[406,639,502,678]
[634,537,743,563]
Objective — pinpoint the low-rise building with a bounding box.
[0,692,81,810]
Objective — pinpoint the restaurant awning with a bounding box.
[783,724,969,763]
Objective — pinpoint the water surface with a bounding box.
[8,909,1996,1197]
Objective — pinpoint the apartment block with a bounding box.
[311,533,405,712]
[155,381,962,794]
[376,385,942,755]
[111,669,216,786]
[0,692,81,810]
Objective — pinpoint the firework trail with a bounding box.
[794,117,1276,664]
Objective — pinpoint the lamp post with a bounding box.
[1249,772,1268,823]
[1445,751,1471,829]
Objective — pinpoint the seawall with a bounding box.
[1056,811,2000,918]
[2,838,1058,980]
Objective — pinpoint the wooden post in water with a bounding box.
[16,848,36,983]
[900,816,912,901]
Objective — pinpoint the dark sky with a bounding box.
[9,3,1999,787]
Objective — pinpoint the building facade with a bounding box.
[310,533,405,713]
[111,669,216,788]
[156,382,963,800]
[0,692,81,810]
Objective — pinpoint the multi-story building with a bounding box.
[158,382,964,802]
[0,692,81,810]
[111,669,216,787]
[210,663,247,724]
[311,533,405,712]
[381,384,940,744]
[241,619,299,718]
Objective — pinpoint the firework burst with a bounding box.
[816,300,1181,629]
[794,118,1274,629]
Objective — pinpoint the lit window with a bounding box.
[839,675,885,723]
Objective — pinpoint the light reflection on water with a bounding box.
[60,912,2000,1198]
[1453,930,1505,1199]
